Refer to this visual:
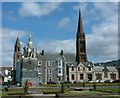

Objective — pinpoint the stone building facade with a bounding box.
[13,11,119,86]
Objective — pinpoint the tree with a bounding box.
[61,82,64,93]
[23,79,29,95]
[93,82,97,90]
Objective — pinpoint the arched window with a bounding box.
[104,68,108,78]
[88,66,91,71]
[72,66,74,71]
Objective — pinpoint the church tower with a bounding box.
[13,37,22,70]
[76,10,87,63]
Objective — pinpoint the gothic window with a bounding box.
[104,69,108,78]
[71,66,74,71]
[83,67,85,71]
[96,74,102,80]
[80,74,84,80]
[88,66,91,71]
[71,74,74,80]
[110,73,116,80]
[80,41,83,52]
[88,74,92,81]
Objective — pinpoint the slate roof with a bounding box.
[38,52,76,63]
[107,67,118,72]
[93,66,118,72]
[93,67,104,72]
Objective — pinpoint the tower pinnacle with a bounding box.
[77,9,84,34]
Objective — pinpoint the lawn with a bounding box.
[2,88,24,96]
[65,91,108,96]
[96,87,120,93]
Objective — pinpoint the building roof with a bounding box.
[93,66,118,72]
[107,67,118,72]
[38,52,76,63]
[93,66,104,72]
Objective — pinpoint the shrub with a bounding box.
[23,79,29,95]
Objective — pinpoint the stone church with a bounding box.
[13,11,119,86]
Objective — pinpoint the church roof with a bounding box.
[93,66,118,72]
[93,66,104,72]
[38,52,76,63]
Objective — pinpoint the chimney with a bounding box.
[60,50,63,55]
[41,50,44,56]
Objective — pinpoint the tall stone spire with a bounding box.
[13,37,22,70]
[76,10,87,63]
[14,37,21,52]
[77,10,84,34]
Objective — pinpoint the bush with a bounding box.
[23,80,29,95]
[93,82,97,90]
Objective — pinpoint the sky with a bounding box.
[1,1,119,67]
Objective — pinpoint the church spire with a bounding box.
[76,10,87,63]
[77,10,84,34]
[14,37,21,52]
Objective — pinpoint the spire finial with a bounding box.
[79,8,81,17]
[29,35,32,42]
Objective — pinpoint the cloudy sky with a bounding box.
[1,1,119,66]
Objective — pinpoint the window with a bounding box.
[49,76,52,81]
[83,67,85,71]
[78,67,80,71]
[46,61,52,66]
[38,61,42,66]
[38,68,41,74]
[80,41,83,52]
[80,74,84,80]
[39,76,42,82]
[58,77,61,81]
[88,66,91,71]
[57,58,62,67]
[71,74,74,80]
[72,66,74,71]
[58,69,61,73]
[110,73,116,80]
[49,69,52,74]
[104,69,108,78]
[96,74,102,80]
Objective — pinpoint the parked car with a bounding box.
[112,80,120,83]
[104,79,113,83]
[47,81,56,84]
[89,80,100,83]
[63,81,72,84]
